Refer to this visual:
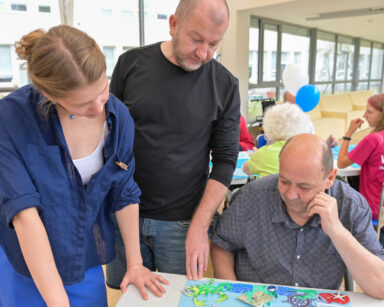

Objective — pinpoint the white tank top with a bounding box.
[73,122,107,185]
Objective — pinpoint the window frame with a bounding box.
[248,15,384,105]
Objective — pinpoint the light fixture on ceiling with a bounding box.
[306,7,384,21]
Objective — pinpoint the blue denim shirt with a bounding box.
[0,85,141,285]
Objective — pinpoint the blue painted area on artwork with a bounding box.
[230,283,254,293]
[178,280,352,307]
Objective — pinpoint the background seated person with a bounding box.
[338,93,384,224]
[283,91,296,104]
[239,115,255,151]
[243,103,312,178]
[284,90,338,148]
[211,134,384,299]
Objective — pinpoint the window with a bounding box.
[263,24,278,82]
[316,32,335,82]
[336,36,354,81]
[248,87,277,119]
[249,51,258,84]
[334,83,352,94]
[371,43,384,80]
[38,5,50,13]
[157,13,167,20]
[280,52,289,73]
[0,45,13,82]
[11,3,26,11]
[248,15,384,114]
[316,84,333,96]
[248,19,259,85]
[121,10,134,18]
[143,0,179,45]
[358,40,371,80]
[369,81,381,94]
[281,24,310,76]
[103,47,115,79]
[101,8,112,16]
[19,62,29,86]
[294,52,301,64]
[0,1,8,11]
[74,0,140,57]
[248,18,311,115]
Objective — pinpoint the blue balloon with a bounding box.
[295,84,320,112]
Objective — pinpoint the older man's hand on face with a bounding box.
[306,192,343,236]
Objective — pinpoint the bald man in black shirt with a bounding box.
[106,0,240,288]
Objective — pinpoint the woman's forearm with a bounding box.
[115,204,142,267]
[13,207,69,307]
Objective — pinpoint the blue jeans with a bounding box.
[106,217,190,289]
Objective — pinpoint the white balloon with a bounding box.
[282,64,309,96]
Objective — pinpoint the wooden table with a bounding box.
[116,273,383,306]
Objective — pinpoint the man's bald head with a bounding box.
[279,134,334,179]
[175,0,229,27]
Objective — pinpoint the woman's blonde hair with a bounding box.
[263,103,313,142]
[367,93,384,133]
[15,25,106,99]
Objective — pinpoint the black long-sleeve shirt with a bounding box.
[110,42,240,220]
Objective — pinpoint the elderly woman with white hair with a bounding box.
[243,103,313,178]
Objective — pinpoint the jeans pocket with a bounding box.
[177,220,192,228]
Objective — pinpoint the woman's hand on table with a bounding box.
[120,265,169,300]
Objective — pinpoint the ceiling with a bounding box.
[244,0,384,43]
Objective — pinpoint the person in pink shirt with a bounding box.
[338,93,384,221]
[239,115,255,151]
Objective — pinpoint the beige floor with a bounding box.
[106,128,370,306]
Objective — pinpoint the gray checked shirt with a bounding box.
[211,174,384,290]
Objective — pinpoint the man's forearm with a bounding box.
[185,179,229,279]
[191,179,228,229]
[330,225,384,298]
[210,242,237,280]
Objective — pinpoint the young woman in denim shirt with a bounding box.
[0,25,168,307]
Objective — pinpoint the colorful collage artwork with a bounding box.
[178,279,351,307]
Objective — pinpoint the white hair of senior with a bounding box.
[262,103,313,142]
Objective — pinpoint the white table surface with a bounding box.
[116,273,383,307]
[336,160,361,177]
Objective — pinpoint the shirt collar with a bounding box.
[104,95,117,129]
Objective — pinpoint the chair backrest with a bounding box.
[348,90,371,107]
[308,105,322,120]
[377,182,384,239]
[319,94,353,112]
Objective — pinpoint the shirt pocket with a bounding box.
[27,144,70,206]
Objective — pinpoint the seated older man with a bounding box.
[211,134,384,299]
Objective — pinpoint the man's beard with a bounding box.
[171,35,204,71]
